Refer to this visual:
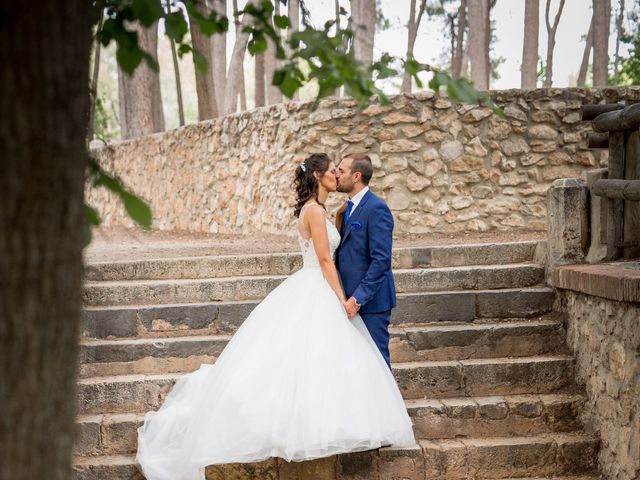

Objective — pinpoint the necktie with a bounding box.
[343,200,354,227]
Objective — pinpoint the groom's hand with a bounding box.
[344,297,361,319]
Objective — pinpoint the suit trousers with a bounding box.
[360,310,392,368]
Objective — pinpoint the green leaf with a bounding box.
[83,204,101,247]
[165,11,188,43]
[120,190,153,229]
[259,0,274,15]
[91,163,153,230]
[272,68,286,86]
[185,1,229,36]
[371,53,398,80]
[85,204,102,227]
[99,18,117,46]
[274,14,290,29]
[248,35,268,55]
[142,51,159,71]
[116,43,143,75]
[132,0,164,26]
[192,48,208,74]
[279,74,302,98]
[177,43,192,56]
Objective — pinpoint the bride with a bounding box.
[136,153,415,480]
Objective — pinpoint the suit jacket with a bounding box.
[335,190,396,314]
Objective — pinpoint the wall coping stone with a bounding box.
[553,261,640,303]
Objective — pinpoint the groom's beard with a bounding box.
[336,181,353,194]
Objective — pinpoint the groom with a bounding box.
[335,153,396,368]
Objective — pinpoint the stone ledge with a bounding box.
[552,261,640,303]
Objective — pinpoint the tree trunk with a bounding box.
[166,0,185,126]
[238,68,247,111]
[264,0,283,105]
[351,0,376,65]
[289,0,300,100]
[449,14,456,72]
[335,0,343,96]
[613,0,625,84]
[402,0,417,93]
[231,0,248,110]
[255,53,266,108]
[521,0,539,88]
[0,2,92,480]
[578,15,594,87]
[188,0,218,120]
[401,0,427,93]
[452,0,467,79]
[117,20,165,139]
[484,0,492,87]
[461,36,471,78]
[87,12,104,143]
[223,0,255,114]
[211,0,227,114]
[544,0,566,87]
[264,48,280,104]
[593,0,611,87]
[289,0,300,32]
[468,0,489,89]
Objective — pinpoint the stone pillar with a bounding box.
[546,178,589,284]
[585,168,608,263]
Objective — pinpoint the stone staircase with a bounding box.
[74,240,601,480]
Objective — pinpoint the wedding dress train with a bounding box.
[136,203,415,480]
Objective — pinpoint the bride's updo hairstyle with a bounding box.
[293,153,331,218]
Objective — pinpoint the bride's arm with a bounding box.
[305,205,347,303]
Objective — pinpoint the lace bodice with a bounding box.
[297,203,341,268]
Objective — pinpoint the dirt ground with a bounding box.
[84,226,546,263]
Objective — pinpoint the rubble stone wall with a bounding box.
[88,88,640,234]
[558,290,640,480]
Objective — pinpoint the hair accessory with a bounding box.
[300,161,306,172]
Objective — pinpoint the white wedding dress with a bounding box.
[136,203,415,480]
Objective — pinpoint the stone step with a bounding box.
[81,287,555,339]
[390,317,568,363]
[84,241,540,281]
[73,455,143,480]
[76,355,575,415]
[83,263,545,306]
[494,478,600,480]
[419,433,599,479]
[493,478,600,480]
[75,393,585,457]
[78,317,568,377]
[393,355,575,401]
[407,393,585,441]
[72,433,598,480]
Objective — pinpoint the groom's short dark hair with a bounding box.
[345,153,373,185]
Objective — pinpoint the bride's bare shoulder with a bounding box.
[303,203,330,227]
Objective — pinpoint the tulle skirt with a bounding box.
[136,266,415,480]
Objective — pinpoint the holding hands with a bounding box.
[343,296,361,319]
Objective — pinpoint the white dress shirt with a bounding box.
[348,186,370,213]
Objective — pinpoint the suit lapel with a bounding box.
[340,190,372,246]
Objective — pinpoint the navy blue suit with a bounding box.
[335,190,396,367]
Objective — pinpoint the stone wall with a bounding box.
[558,290,640,480]
[88,87,640,235]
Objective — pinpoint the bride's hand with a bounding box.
[343,297,360,319]
[341,300,349,316]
